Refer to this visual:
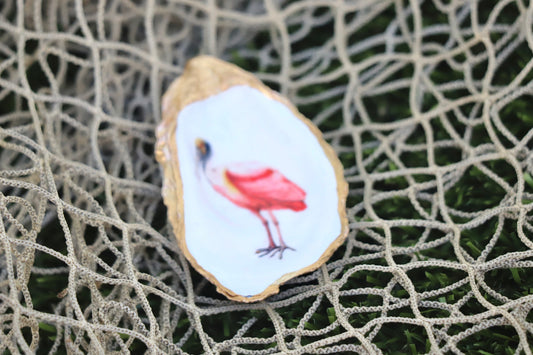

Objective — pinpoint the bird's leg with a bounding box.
[267,211,295,259]
[252,211,278,257]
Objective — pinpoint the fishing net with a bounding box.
[1,0,533,353]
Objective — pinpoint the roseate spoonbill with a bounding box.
[195,138,307,259]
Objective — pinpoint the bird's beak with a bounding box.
[195,157,201,179]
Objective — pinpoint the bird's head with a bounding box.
[195,138,212,169]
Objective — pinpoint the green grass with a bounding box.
[5,0,532,354]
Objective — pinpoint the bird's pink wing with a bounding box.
[225,167,307,211]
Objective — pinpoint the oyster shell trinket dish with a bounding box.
[156,56,348,302]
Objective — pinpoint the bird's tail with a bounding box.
[280,200,307,211]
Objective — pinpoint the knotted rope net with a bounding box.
[1,0,533,353]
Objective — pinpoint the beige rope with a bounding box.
[0,0,532,353]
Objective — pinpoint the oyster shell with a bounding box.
[156,56,348,302]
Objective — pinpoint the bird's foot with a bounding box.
[256,246,278,258]
[273,244,295,259]
[256,245,295,259]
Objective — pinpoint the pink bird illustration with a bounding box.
[195,138,307,259]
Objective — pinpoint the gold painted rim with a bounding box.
[156,55,349,303]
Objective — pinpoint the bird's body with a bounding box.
[207,164,306,212]
[196,139,306,258]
